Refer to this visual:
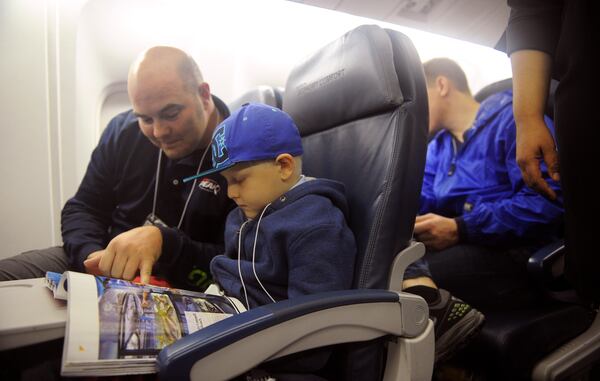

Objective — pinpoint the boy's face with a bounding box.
[221,161,288,219]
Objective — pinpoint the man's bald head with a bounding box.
[127,46,219,159]
[128,46,204,96]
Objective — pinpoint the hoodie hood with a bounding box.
[243,177,351,222]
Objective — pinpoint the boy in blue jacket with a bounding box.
[184,103,357,310]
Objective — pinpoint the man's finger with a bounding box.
[84,255,102,275]
[110,251,128,279]
[414,219,430,234]
[139,260,153,284]
[542,145,560,182]
[527,162,556,200]
[99,246,115,277]
[415,214,433,223]
[122,258,139,281]
[534,178,557,200]
[521,157,556,199]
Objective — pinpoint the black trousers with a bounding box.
[553,5,600,302]
[424,244,539,309]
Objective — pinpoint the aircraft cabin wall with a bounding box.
[0,0,512,259]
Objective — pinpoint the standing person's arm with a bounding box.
[511,50,558,198]
[507,0,564,199]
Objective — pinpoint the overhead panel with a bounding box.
[289,0,510,48]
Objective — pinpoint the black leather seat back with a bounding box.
[283,25,428,291]
[474,77,558,120]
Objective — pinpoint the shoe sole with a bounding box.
[435,308,485,363]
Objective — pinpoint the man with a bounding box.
[0,46,235,290]
[408,58,564,308]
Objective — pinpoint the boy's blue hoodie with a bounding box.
[210,178,357,309]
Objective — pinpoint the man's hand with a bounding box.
[84,226,163,283]
[515,117,559,200]
[83,250,105,276]
[414,213,459,251]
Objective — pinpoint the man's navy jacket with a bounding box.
[61,96,235,289]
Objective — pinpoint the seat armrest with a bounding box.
[527,239,565,284]
[388,241,426,292]
[158,289,429,381]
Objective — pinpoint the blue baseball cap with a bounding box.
[183,103,303,183]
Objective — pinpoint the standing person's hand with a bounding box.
[511,49,558,200]
[515,116,560,200]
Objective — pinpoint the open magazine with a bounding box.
[45,271,245,376]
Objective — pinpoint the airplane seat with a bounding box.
[274,86,284,109]
[474,77,559,120]
[460,80,600,380]
[227,85,281,113]
[158,24,433,381]
[459,244,596,380]
[283,23,430,380]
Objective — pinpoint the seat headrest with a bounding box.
[227,86,279,113]
[283,25,404,135]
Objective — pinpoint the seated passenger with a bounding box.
[405,58,564,347]
[0,47,235,290]
[184,103,357,309]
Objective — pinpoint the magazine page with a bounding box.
[45,271,69,300]
[60,271,242,376]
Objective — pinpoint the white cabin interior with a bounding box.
[0,0,512,258]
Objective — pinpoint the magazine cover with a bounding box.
[48,271,243,376]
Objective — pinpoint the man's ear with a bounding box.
[436,76,450,97]
[198,82,212,105]
[275,154,295,181]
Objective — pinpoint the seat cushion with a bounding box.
[462,302,592,380]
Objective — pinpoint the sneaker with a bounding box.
[430,289,485,363]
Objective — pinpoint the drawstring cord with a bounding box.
[236,203,276,309]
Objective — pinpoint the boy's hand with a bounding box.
[92,226,163,283]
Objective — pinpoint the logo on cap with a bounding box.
[212,125,229,167]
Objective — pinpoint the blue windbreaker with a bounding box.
[420,90,564,247]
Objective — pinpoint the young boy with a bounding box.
[184,103,357,309]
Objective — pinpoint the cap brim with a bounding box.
[182,161,237,183]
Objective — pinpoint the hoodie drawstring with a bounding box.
[252,203,276,305]
[237,220,251,309]
[237,203,276,309]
